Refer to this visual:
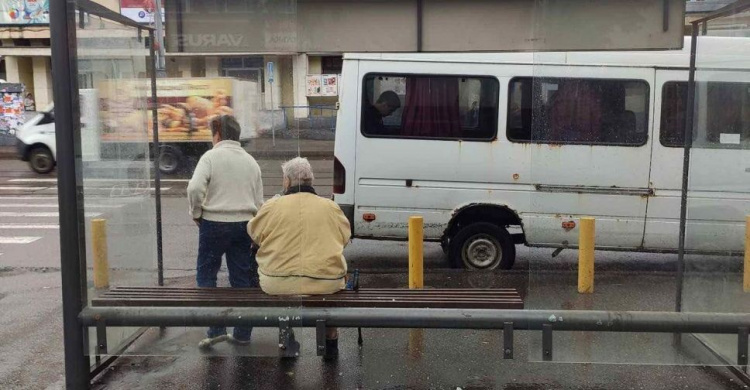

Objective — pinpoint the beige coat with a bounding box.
[248,192,351,295]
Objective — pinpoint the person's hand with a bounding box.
[194,218,202,227]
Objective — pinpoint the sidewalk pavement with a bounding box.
[0,138,335,161]
[0,145,15,160]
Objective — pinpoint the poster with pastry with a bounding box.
[99,78,235,142]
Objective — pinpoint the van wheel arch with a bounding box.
[442,204,525,269]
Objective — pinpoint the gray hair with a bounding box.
[282,157,314,187]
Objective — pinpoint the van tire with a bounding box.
[449,222,515,270]
[28,146,55,174]
[158,145,182,175]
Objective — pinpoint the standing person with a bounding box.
[248,157,351,360]
[187,115,264,349]
[24,93,35,112]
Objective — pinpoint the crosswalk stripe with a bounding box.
[0,196,59,200]
[0,186,49,190]
[0,212,101,218]
[0,224,59,229]
[9,178,189,183]
[0,203,123,209]
[0,236,42,244]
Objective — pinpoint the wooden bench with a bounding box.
[92,286,524,357]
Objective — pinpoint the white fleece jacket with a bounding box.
[187,140,263,222]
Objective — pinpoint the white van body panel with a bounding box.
[334,37,750,253]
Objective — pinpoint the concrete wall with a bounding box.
[32,57,52,110]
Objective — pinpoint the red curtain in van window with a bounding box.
[548,80,602,143]
[401,77,461,138]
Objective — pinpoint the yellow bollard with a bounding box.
[408,216,424,289]
[407,217,425,359]
[745,216,750,293]
[578,217,595,294]
[92,219,109,289]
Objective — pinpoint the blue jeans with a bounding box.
[197,219,259,341]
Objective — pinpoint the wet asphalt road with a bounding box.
[0,159,748,389]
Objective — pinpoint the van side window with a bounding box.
[507,77,649,146]
[361,74,499,141]
[661,81,750,148]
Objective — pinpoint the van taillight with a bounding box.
[333,157,346,194]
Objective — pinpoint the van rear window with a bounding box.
[507,77,650,146]
[361,74,499,141]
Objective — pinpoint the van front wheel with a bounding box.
[449,222,515,270]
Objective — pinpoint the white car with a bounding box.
[16,108,56,174]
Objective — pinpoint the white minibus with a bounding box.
[333,37,750,270]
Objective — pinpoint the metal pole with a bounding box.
[149,30,164,287]
[675,25,699,314]
[416,0,423,52]
[50,0,90,388]
[271,83,276,147]
[80,307,750,334]
[153,0,167,77]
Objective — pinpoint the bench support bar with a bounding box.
[278,318,300,358]
[316,320,327,356]
[503,322,513,360]
[739,327,748,368]
[96,319,108,356]
[542,324,553,361]
[81,308,750,334]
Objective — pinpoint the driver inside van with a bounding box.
[363,90,401,135]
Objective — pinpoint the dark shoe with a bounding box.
[323,338,339,361]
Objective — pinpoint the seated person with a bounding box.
[248,157,351,358]
[363,90,401,135]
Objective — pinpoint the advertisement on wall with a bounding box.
[0,0,49,25]
[0,84,25,135]
[120,0,164,24]
[307,75,339,97]
[98,78,235,143]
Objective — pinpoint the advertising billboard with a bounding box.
[0,0,49,25]
[120,0,164,24]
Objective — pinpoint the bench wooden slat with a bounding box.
[97,291,522,298]
[105,287,519,294]
[93,298,523,309]
[91,286,524,310]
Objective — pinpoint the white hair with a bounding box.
[282,157,314,187]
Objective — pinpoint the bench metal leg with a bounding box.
[278,318,300,358]
[542,324,553,361]
[96,319,108,355]
[316,320,327,357]
[739,327,748,369]
[503,322,514,359]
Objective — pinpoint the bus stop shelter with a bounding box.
[49,0,750,388]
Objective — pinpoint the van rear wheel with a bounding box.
[449,222,515,270]
[29,146,55,174]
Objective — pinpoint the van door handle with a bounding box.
[405,179,413,188]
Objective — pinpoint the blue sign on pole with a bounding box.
[267,62,275,84]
